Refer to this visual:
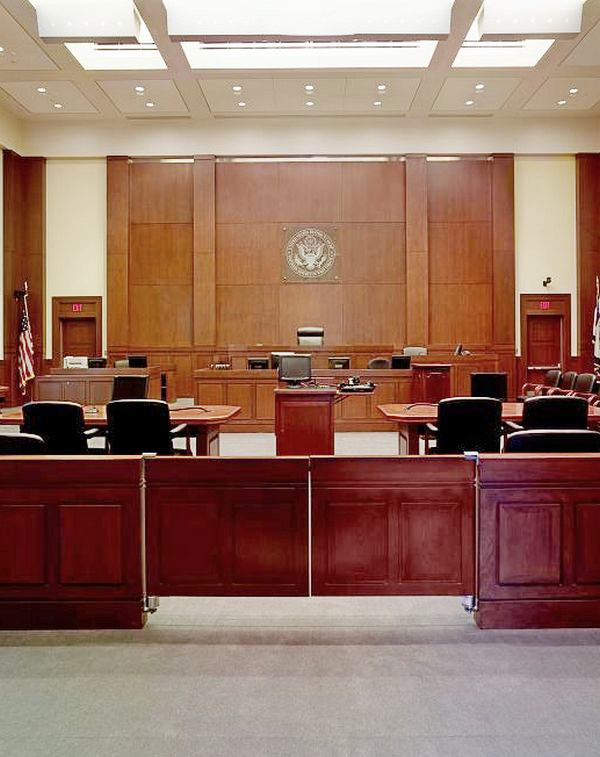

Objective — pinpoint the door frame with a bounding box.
[52,296,103,366]
[519,293,571,387]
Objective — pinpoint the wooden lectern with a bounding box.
[275,388,337,455]
[411,364,452,402]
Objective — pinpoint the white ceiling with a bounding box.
[0,0,599,122]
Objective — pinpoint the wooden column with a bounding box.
[405,156,429,346]
[576,154,600,369]
[106,157,130,352]
[193,156,216,346]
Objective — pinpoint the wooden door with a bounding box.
[61,319,97,356]
[520,294,570,387]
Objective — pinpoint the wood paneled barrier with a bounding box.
[145,457,309,596]
[0,457,144,629]
[577,154,600,369]
[477,454,600,629]
[107,155,516,399]
[311,457,475,595]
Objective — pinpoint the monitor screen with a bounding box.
[127,354,148,368]
[248,357,269,370]
[328,356,350,370]
[391,355,411,369]
[270,351,294,369]
[279,354,311,385]
[88,357,107,368]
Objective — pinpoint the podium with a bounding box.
[275,388,337,455]
[412,364,452,403]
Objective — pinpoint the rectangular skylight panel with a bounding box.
[31,0,141,43]
[453,39,554,67]
[480,0,584,40]
[166,0,454,40]
[181,41,438,69]
[65,41,167,70]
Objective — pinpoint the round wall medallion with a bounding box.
[285,228,337,279]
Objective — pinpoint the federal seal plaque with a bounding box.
[281,226,339,282]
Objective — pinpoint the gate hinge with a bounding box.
[461,595,478,613]
[144,596,160,613]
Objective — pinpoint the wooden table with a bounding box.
[0,404,241,456]
[378,402,600,455]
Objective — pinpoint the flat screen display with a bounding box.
[278,354,311,385]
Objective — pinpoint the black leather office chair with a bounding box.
[572,373,596,393]
[508,395,589,432]
[425,397,502,454]
[106,399,188,455]
[22,401,94,454]
[506,429,600,453]
[367,357,391,369]
[471,372,508,401]
[111,375,149,401]
[558,371,577,390]
[0,432,47,455]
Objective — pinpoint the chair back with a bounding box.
[107,399,174,455]
[506,429,600,453]
[573,373,596,393]
[521,395,589,429]
[22,401,88,454]
[111,375,149,401]
[403,346,427,356]
[544,369,561,387]
[0,432,47,455]
[470,372,508,401]
[558,371,577,389]
[114,359,130,368]
[435,397,502,454]
[367,357,390,369]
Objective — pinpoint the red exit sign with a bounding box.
[539,301,550,310]
[72,303,83,312]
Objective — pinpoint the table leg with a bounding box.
[194,425,220,456]
[398,423,420,455]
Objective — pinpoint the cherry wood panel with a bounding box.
[405,156,429,346]
[34,366,164,404]
[311,457,475,595]
[341,161,406,221]
[278,162,342,221]
[129,285,192,346]
[145,457,309,596]
[428,222,492,283]
[129,224,193,285]
[275,388,336,455]
[129,162,193,224]
[339,223,405,283]
[427,159,492,222]
[216,223,281,285]
[577,155,600,366]
[0,457,144,629]
[476,454,600,629]
[491,155,515,349]
[429,284,493,345]
[216,162,280,223]
[342,284,406,345]
[193,156,216,345]
[279,283,344,345]
[216,285,279,345]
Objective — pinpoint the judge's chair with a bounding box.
[297,327,324,347]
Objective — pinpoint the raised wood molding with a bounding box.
[107,156,130,348]
[405,155,429,345]
[576,154,600,367]
[193,156,216,345]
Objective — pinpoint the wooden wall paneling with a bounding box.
[129,162,193,224]
[342,284,406,344]
[216,223,286,285]
[145,457,309,596]
[279,283,343,345]
[216,162,280,223]
[427,159,492,222]
[476,454,600,629]
[405,156,429,346]
[193,156,216,345]
[311,456,475,595]
[217,285,279,345]
[429,284,493,345]
[576,154,600,367]
[129,224,193,285]
[428,223,492,283]
[129,285,193,346]
[107,157,130,349]
[0,457,145,629]
[277,162,342,221]
[339,223,406,283]
[341,161,406,222]
[491,155,516,352]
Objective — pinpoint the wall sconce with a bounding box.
[542,276,552,287]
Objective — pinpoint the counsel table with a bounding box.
[378,402,600,454]
[0,404,241,456]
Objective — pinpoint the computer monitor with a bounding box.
[63,356,88,369]
[328,356,350,370]
[88,357,107,368]
[270,351,294,369]
[391,355,411,369]
[248,357,269,370]
[278,354,311,386]
[127,354,148,368]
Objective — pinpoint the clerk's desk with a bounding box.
[34,366,176,405]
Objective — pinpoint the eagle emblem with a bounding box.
[285,228,336,279]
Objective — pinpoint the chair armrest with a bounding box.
[504,420,523,433]
[425,423,438,435]
[84,427,102,438]
[170,423,189,438]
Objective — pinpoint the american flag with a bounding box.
[18,282,35,395]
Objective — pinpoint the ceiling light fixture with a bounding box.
[478,0,584,40]
[232,84,242,92]
[135,85,145,93]
[53,102,63,108]
[37,86,47,93]
[237,100,246,106]
[465,99,474,105]
[31,0,143,43]
[377,84,387,91]
[145,100,155,107]
[373,100,382,106]
[557,99,567,105]
[305,100,314,106]
[0,46,4,53]
[569,87,579,94]
[304,84,315,92]
[475,82,485,90]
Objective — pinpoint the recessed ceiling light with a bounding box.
[557,99,567,105]
[373,100,382,106]
[37,86,47,93]
[145,100,155,107]
[135,85,145,93]
[475,82,485,91]
[232,84,242,92]
[305,100,314,106]
[237,101,246,106]
[569,87,579,94]
[377,84,387,91]
[53,102,63,108]
[0,46,4,53]
[304,84,314,92]
[465,99,475,106]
